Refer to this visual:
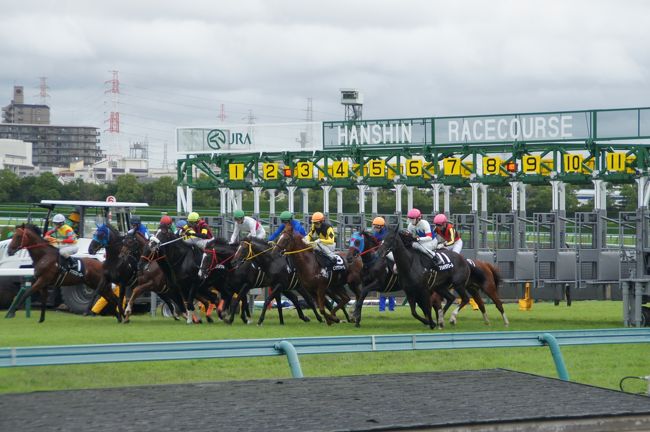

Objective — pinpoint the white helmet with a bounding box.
[52,213,65,224]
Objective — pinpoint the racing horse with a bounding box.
[229,236,324,325]
[275,224,359,325]
[435,258,509,326]
[6,224,107,323]
[379,225,480,329]
[87,223,134,321]
[148,226,220,324]
[347,231,409,327]
[124,231,191,322]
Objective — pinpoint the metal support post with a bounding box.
[335,188,344,215]
[267,189,276,216]
[357,184,367,214]
[274,340,304,378]
[301,189,309,216]
[394,184,405,214]
[470,182,480,213]
[252,187,263,216]
[406,186,414,211]
[538,333,570,381]
[321,185,332,216]
[443,185,451,215]
[431,183,442,213]
[370,187,379,215]
[286,186,297,214]
[218,187,228,215]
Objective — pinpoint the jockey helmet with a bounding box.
[176,219,187,229]
[233,209,245,219]
[187,212,200,223]
[160,215,173,225]
[52,213,65,224]
[433,214,448,225]
[130,215,141,225]
[372,216,385,227]
[311,212,325,223]
[280,211,293,222]
[406,208,421,219]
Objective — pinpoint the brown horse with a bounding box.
[433,259,509,326]
[275,224,362,325]
[6,224,109,323]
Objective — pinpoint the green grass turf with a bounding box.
[1,300,649,395]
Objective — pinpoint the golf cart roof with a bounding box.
[39,200,149,208]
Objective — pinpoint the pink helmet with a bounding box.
[433,214,448,225]
[406,208,421,219]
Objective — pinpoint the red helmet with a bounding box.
[160,215,173,225]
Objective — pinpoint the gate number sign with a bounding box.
[262,163,279,179]
[229,163,245,181]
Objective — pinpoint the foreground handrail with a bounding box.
[2,328,649,380]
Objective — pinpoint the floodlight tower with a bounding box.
[340,89,363,121]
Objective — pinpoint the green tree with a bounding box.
[115,174,143,202]
[27,172,62,202]
[0,169,20,202]
[148,176,177,206]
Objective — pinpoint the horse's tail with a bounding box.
[486,262,501,291]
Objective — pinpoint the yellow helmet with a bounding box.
[372,216,385,226]
[187,212,200,223]
[311,212,325,223]
[68,211,81,223]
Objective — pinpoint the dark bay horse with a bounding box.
[347,231,404,327]
[6,224,106,323]
[124,231,194,322]
[230,236,323,325]
[149,227,220,324]
[275,224,360,325]
[379,225,480,329]
[87,224,134,322]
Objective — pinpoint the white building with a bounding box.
[0,139,34,175]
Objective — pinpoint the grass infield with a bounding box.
[1,300,648,395]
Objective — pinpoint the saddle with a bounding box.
[59,255,84,278]
[314,250,345,272]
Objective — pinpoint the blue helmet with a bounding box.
[176,219,187,229]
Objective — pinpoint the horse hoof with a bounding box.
[301,317,311,323]
[355,322,361,328]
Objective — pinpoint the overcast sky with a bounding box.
[1,0,648,167]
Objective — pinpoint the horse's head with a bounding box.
[7,224,43,256]
[398,229,417,247]
[198,238,234,279]
[7,225,25,256]
[88,223,111,255]
[275,223,296,251]
[346,231,365,262]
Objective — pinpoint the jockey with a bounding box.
[175,219,194,238]
[230,209,266,244]
[159,215,173,231]
[268,211,306,242]
[45,213,78,271]
[406,208,436,259]
[433,213,463,254]
[304,211,338,265]
[187,211,213,239]
[128,215,150,239]
[371,216,387,242]
[372,216,395,312]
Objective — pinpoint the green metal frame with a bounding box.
[177,107,650,190]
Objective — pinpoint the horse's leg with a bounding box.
[449,284,471,326]
[38,283,49,323]
[438,288,456,328]
[296,285,323,323]
[5,277,42,319]
[483,281,509,327]
[283,289,309,322]
[407,294,430,326]
[316,284,336,326]
[257,285,280,326]
[353,281,377,328]
[469,286,490,325]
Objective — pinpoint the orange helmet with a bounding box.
[311,212,325,223]
[68,211,80,223]
[160,215,173,225]
[372,216,385,226]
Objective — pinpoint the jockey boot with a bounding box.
[58,255,69,272]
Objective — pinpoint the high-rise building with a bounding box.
[0,85,104,168]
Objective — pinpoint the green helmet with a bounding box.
[280,211,293,222]
[233,209,245,219]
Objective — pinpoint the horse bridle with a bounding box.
[14,227,50,251]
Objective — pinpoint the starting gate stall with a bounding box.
[174,107,650,324]
[574,211,622,300]
[336,213,365,249]
[533,212,577,303]
[622,206,650,326]
[489,212,535,300]
[205,215,232,240]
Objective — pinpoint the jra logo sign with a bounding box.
[206,129,252,150]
